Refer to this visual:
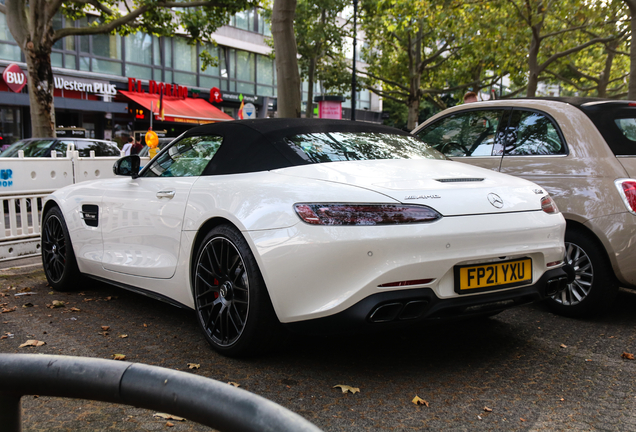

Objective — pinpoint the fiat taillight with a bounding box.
[294,203,442,226]
[615,179,636,215]
[540,195,559,214]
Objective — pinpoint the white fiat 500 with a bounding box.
[42,119,570,356]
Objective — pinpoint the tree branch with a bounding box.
[541,23,592,41]
[364,85,407,103]
[544,69,597,92]
[0,3,6,14]
[537,32,626,74]
[565,63,598,83]
[71,0,115,16]
[356,68,411,93]
[506,0,532,27]
[500,85,527,99]
[52,0,232,41]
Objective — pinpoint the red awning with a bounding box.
[120,90,233,124]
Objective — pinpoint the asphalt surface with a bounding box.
[1,260,636,431]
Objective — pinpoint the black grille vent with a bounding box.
[81,204,99,227]
[435,178,484,183]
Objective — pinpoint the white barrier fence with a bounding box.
[0,152,149,262]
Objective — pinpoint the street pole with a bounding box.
[351,0,358,121]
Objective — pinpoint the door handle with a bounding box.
[156,190,175,199]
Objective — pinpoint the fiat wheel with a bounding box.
[193,225,278,357]
[546,228,618,318]
[41,206,81,291]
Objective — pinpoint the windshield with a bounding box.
[284,132,446,163]
[0,139,57,157]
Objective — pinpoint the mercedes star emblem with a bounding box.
[487,193,504,208]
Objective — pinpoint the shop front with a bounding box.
[0,63,128,144]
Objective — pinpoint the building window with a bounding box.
[0,14,22,62]
[230,8,270,35]
[125,32,154,80]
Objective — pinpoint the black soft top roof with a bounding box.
[181,119,410,175]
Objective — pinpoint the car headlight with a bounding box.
[294,203,442,226]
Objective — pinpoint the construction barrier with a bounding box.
[0,151,150,262]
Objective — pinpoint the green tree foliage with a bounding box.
[294,0,350,117]
[495,0,626,97]
[0,0,255,136]
[361,0,502,130]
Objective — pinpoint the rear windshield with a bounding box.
[284,132,446,163]
[0,140,56,157]
[579,103,636,156]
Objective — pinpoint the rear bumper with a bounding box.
[284,267,570,334]
[585,212,636,288]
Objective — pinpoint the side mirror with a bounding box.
[113,155,140,178]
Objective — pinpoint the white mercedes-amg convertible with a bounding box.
[41,119,570,356]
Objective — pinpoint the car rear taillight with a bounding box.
[294,203,442,226]
[615,179,636,215]
[540,195,559,214]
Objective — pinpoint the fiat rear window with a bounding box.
[579,102,636,156]
[285,132,446,163]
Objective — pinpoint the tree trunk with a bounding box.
[25,43,56,137]
[526,29,541,97]
[5,0,56,137]
[272,0,302,118]
[627,0,636,99]
[406,22,422,131]
[598,40,618,98]
[306,56,316,118]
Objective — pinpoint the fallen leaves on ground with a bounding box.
[622,352,634,360]
[412,396,428,406]
[113,354,126,360]
[228,382,240,387]
[333,384,360,394]
[22,303,34,308]
[153,413,185,421]
[101,326,110,331]
[51,300,65,308]
[484,407,493,412]
[2,306,17,313]
[166,421,174,427]
[187,363,200,369]
[70,307,80,312]
[119,334,128,339]
[19,339,46,348]
[560,344,567,348]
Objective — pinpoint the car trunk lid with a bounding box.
[274,159,546,216]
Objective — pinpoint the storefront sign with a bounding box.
[242,103,256,119]
[53,76,117,96]
[210,87,223,103]
[128,78,188,99]
[319,100,342,119]
[2,64,27,93]
[220,91,262,105]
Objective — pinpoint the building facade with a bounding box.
[0,8,382,145]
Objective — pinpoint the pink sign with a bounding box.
[319,100,342,119]
[2,63,27,93]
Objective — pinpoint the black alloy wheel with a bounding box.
[193,225,278,356]
[546,227,618,318]
[41,206,80,291]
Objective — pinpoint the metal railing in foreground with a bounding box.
[0,354,322,432]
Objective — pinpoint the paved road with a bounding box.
[1,263,636,431]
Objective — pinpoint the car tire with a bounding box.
[546,228,618,318]
[41,206,81,291]
[193,224,279,357]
